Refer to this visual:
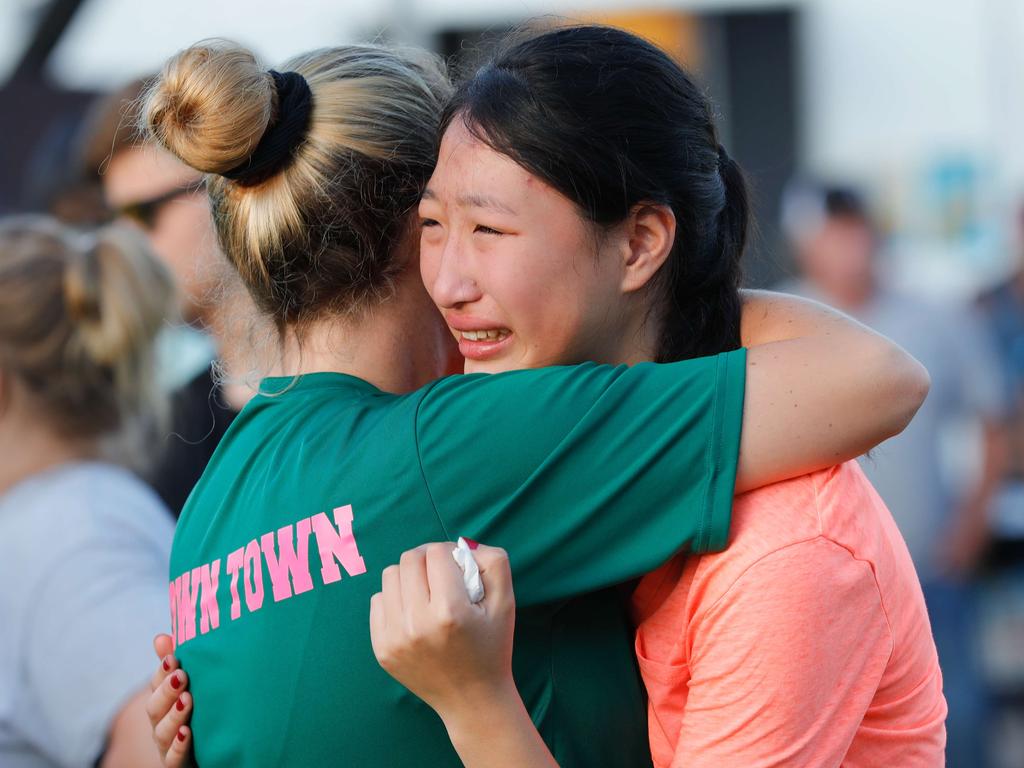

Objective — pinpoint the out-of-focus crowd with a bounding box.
[1,74,1023,767]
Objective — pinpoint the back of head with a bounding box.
[0,215,174,446]
[142,41,451,332]
[444,24,749,361]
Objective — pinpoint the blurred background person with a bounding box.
[781,181,1010,768]
[978,203,1024,559]
[73,79,251,516]
[975,202,1024,762]
[0,215,174,768]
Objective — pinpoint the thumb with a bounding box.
[153,633,175,659]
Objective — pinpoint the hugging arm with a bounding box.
[384,293,929,765]
[735,290,929,493]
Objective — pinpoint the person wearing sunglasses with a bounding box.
[77,79,252,517]
[112,180,203,232]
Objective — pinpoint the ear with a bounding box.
[620,203,676,294]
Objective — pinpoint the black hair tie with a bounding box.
[223,70,313,186]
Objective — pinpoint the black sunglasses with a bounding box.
[113,179,204,230]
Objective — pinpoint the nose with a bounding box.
[424,232,483,309]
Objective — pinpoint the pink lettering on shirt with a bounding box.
[243,539,265,613]
[168,581,178,649]
[180,567,202,643]
[174,572,191,645]
[261,518,314,602]
[311,505,367,584]
[227,547,244,620]
[198,559,221,634]
[170,501,368,645]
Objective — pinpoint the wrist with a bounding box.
[440,678,525,743]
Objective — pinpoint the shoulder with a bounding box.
[717,472,823,559]
[689,464,882,609]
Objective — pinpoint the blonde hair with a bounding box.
[142,41,451,331]
[0,215,174,447]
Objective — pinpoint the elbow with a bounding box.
[883,346,930,438]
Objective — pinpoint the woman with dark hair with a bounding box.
[138,30,931,768]
[366,25,946,767]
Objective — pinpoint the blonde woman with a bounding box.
[0,217,175,768]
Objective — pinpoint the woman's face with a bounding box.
[419,121,633,374]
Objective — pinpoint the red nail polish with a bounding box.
[170,673,181,690]
[463,537,480,550]
[162,657,170,672]
[177,729,186,742]
[175,696,185,712]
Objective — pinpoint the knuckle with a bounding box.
[425,542,450,558]
[399,549,418,568]
[375,645,397,670]
[435,604,465,632]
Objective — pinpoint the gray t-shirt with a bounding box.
[782,282,1007,579]
[0,463,173,768]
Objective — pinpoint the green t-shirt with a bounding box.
[169,350,745,767]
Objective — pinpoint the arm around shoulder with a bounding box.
[735,290,929,492]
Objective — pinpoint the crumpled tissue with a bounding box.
[451,537,485,603]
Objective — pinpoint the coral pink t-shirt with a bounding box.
[631,462,947,768]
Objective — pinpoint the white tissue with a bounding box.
[452,537,485,603]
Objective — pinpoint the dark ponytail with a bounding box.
[655,145,748,362]
[443,25,748,362]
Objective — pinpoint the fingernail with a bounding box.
[463,537,479,550]
[175,696,185,712]
[170,673,181,690]
[162,656,171,672]
[177,729,186,742]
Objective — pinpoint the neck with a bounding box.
[609,295,661,366]
[0,419,96,498]
[276,270,453,394]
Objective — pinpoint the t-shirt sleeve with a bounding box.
[22,527,172,767]
[415,349,745,605]
[670,538,891,767]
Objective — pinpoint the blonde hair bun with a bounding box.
[144,42,452,327]
[144,41,274,175]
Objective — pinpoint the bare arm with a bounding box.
[442,687,560,768]
[736,290,930,493]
